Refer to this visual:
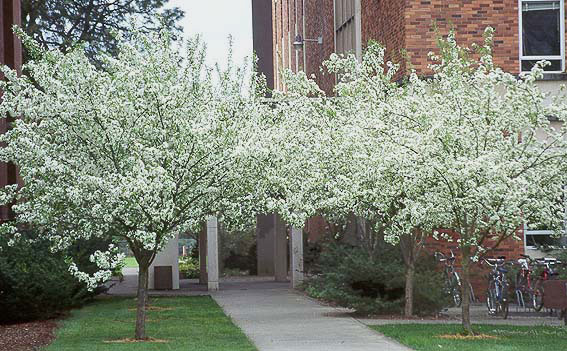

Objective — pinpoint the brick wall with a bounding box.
[379,0,567,77]
[361,0,408,77]
[305,0,336,95]
[0,0,22,221]
[272,0,335,94]
[403,0,521,76]
[273,1,567,91]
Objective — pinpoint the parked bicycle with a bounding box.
[484,256,510,319]
[532,257,562,311]
[515,254,541,310]
[435,250,475,307]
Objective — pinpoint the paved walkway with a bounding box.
[211,283,411,351]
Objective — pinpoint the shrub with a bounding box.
[221,227,257,275]
[179,255,200,279]
[0,229,111,323]
[303,242,448,316]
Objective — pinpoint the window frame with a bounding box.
[523,226,566,251]
[518,0,566,73]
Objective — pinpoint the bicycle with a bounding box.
[484,256,510,319]
[515,254,540,310]
[435,250,475,307]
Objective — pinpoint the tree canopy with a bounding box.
[21,0,184,64]
[0,27,265,339]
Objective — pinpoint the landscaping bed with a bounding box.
[372,324,567,351]
[45,296,256,350]
[0,319,58,351]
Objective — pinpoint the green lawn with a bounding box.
[46,296,256,350]
[373,324,567,351]
[122,256,138,268]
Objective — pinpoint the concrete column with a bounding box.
[257,213,288,281]
[291,227,304,289]
[148,234,180,290]
[199,224,207,285]
[207,216,219,291]
[274,216,288,282]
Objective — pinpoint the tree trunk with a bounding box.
[135,264,149,340]
[460,251,474,335]
[400,230,423,318]
[404,263,415,317]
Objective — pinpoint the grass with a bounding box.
[372,324,567,351]
[46,296,256,350]
[122,256,138,268]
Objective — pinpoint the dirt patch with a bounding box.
[0,319,58,351]
[104,337,168,343]
[438,334,499,340]
[128,306,175,312]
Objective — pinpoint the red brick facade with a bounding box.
[272,0,335,95]
[304,0,336,94]
[0,0,22,221]
[361,0,408,75]
[404,0,521,75]
[363,0,567,76]
[271,0,567,87]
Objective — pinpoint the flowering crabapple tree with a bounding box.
[0,28,263,340]
[311,44,441,317]
[390,28,567,334]
[254,47,441,317]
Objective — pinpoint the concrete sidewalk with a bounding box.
[212,284,411,351]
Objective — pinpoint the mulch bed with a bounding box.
[103,337,168,343]
[0,319,58,351]
[438,333,499,340]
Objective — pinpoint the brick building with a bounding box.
[0,0,22,221]
[252,0,567,294]
[254,0,567,93]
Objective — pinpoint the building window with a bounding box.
[525,186,567,251]
[520,0,565,72]
[335,0,357,56]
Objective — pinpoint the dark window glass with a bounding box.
[526,234,562,247]
[522,1,561,56]
[521,59,562,71]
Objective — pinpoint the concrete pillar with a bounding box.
[207,216,219,291]
[274,216,288,282]
[199,224,208,285]
[148,234,180,290]
[291,227,304,288]
[256,213,288,281]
